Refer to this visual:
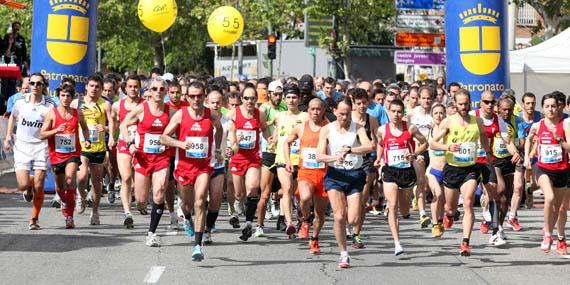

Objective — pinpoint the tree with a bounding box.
[305,0,395,79]
[514,0,570,40]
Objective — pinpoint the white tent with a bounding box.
[510,28,570,96]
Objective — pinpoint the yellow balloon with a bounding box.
[138,0,178,33]
[207,6,244,46]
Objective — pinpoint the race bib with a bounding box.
[540,144,562,164]
[185,136,209,159]
[493,138,509,157]
[430,149,445,157]
[302,148,324,169]
[453,142,476,163]
[55,134,76,153]
[290,139,300,155]
[128,125,138,141]
[476,144,486,158]
[80,125,100,143]
[387,148,411,168]
[336,153,362,170]
[237,130,257,149]
[143,134,165,154]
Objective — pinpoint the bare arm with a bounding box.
[375,125,385,166]
[524,124,538,168]
[369,115,379,146]
[283,125,301,168]
[316,125,339,163]
[108,102,119,148]
[120,104,143,144]
[159,110,184,149]
[430,118,451,151]
[476,117,492,161]
[409,124,428,155]
[226,111,238,155]
[39,110,57,139]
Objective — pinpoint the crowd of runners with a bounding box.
[3,71,569,268]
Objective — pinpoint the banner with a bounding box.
[30,0,97,96]
[396,0,445,10]
[445,0,509,103]
[396,33,445,47]
[395,51,445,65]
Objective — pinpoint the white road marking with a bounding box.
[143,266,165,284]
[165,231,178,236]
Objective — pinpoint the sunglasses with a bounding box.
[482,100,496,105]
[243,96,256,102]
[151,87,166,92]
[187,94,203,100]
[29,81,43,86]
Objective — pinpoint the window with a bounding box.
[517,3,537,26]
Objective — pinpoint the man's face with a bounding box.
[455,94,471,116]
[12,23,20,34]
[419,90,432,108]
[449,86,460,96]
[103,83,115,99]
[354,98,367,114]
[168,86,181,104]
[269,89,282,106]
[308,101,323,121]
[86,80,101,98]
[389,104,404,123]
[208,93,222,111]
[315,78,324,90]
[358,82,372,98]
[284,93,299,110]
[335,83,343,94]
[374,92,385,105]
[149,82,166,102]
[186,86,204,110]
[334,102,352,125]
[408,90,418,107]
[21,78,30,94]
[480,92,496,114]
[498,101,513,120]
[523,96,536,115]
[324,82,334,96]
[385,90,397,105]
[125,79,140,99]
[58,91,74,107]
[228,98,241,110]
[29,75,44,95]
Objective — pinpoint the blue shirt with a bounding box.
[517,111,541,139]
[366,102,385,125]
[6,92,24,113]
[317,90,343,102]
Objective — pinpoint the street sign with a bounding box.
[396,0,445,10]
[396,14,444,29]
[395,32,445,47]
[304,15,333,47]
[394,51,446,65]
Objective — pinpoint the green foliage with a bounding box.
[0,0,33,53]
[530,35,544,45]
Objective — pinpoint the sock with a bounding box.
[394,240,401,247]
[56,188,67,217]
[340,250,348,257]
[206,211,219,230]
[245,196,259,223]
[438,219,443,224]
[195,232,203,246]
[311,236,318,241]
[462,238,470,245]
[184,212,192,221]
[419,210,426,217]
[489,201,499,230]
[508,211,514,220]
[65,188,76,217]
[148,203,165,233]
[559,235,565,241]
[31,190,45,220]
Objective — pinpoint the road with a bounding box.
[0,173,569,284]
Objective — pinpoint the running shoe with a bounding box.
[556,239,567,255]
[459,242,471,257]
[498,228,507,240]
[234,200,245,215]
[229,215,240,229]
[420,215,431,228]
[541,235,553,253]
[22,190,33,202]
[345,226,352,239]
[298,222,310,239]
[432,223,444,238]
[137,203,148,215]
[107,190,116,204]
[90,212,100,225]
[123,213,134,229]
[204,232,213,245]
[480,220,490,234]
[309,239,321,254]
[453,210,461,221]
[78,199,87,214]
[192,245,204,262]
[183,218,195,237]
[28,219,40,230]
[337,255,350,269]
[489,234,507,246]
[65,216,75,229]
[286,224,296,239]
[394,244,404,256]
[239,224,253,241]
[352,234,365,249]
[167,216,179,231]
[50,198,61,208]
[276,216,286,231]
[86,198,93,208]
[443,215,453,229]
[507,217,522,232]
[146,233,161,247]
[254,225,265,237]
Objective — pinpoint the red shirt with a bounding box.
[233,107,261,161]
[176,107,213,168]
[136,101,170,155]
[48,108,80,164]
[536,119,569,171]
[475,109,500,163]
[383,122,415,169]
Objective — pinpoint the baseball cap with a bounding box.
[298,74,314,93]
[268,80,283,92]
[387,83,401,91]
[283,83,300,96]
[161,73,174,82]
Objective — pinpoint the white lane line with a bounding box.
[143,266,166,284]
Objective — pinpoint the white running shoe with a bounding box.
[489,233,507,246]
[146,233,161,247]
[254,225,265,237]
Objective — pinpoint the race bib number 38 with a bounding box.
[302,148,324,169]
[237,130,257,149]
[185,136,209,158]
[55,134,76,153]
[143,134,165,154]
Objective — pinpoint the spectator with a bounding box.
[317,77,342,102]
[4,76,29,117]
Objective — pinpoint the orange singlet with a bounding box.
[297,121,328,198]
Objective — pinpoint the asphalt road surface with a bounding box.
[1,173,569,284]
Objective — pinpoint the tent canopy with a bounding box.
[510,28,570,74]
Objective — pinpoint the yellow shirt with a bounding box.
[275,111,308,165]
[79,98,107,153]
[445,114,480,167]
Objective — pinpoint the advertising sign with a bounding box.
[396,33,445,47]
[395,51,445,65]
[396,14,444,29]
[396,0,445,10]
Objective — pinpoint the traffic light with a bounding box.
[267,34,277,60]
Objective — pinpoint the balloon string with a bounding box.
[161,33,167,73]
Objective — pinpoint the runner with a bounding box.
[227,86,270,241]
[3,73,55,230]
[407,86,434,228]
[426,103,447,237]
[225,91,241,227]
[256,80,286,236]
[40,84,91,228]
[284,98,328,253]
[120,77,171,247]
[316,96,374,268]
[350,88,378,248]
[161,81,223,261]
[273,84,308,238]
[109,75,143,228]
[102,78,119,203]
[73,76,112,225]
[524,94,570,255]
[430,89,492,256]
[376,98,427,255]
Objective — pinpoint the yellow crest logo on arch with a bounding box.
[459,3,501,76]
[46,0,91,65]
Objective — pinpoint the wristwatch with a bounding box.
[347,146,352,154]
